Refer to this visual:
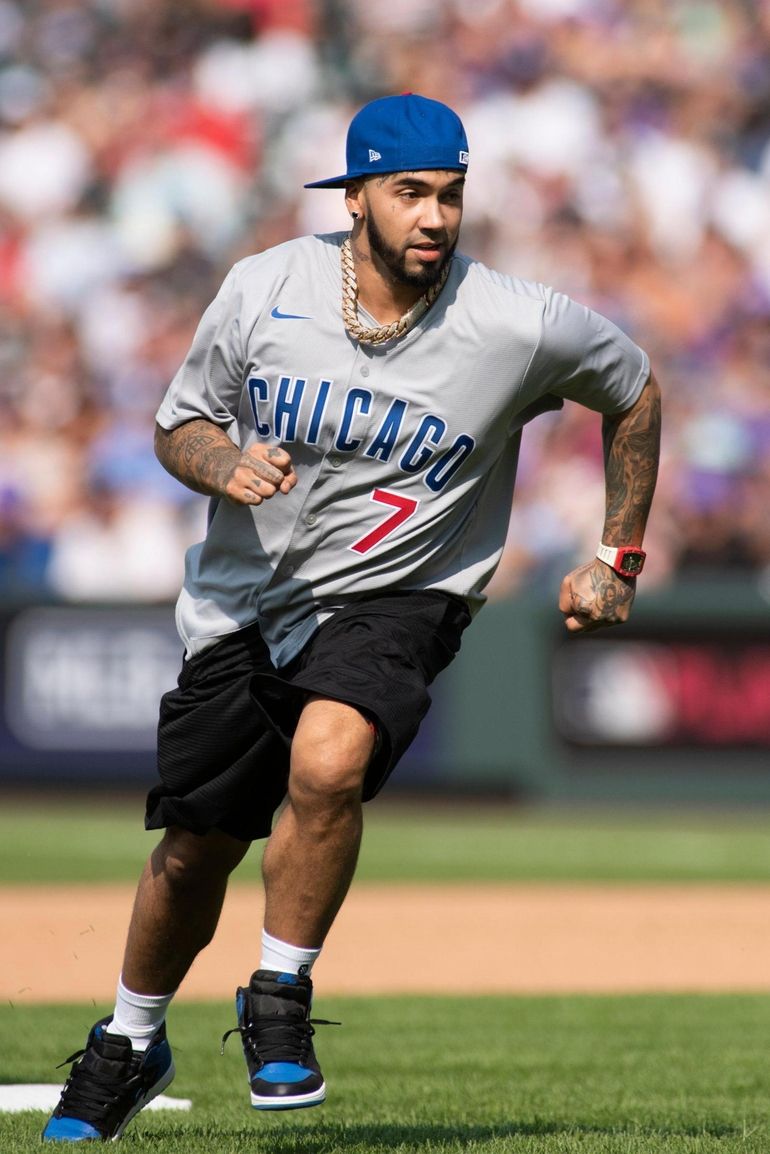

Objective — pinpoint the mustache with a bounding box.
[408,234,449,247]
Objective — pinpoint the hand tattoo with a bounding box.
[587,565,635,625]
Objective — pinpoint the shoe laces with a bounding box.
[221,1016,340,1064]
[54,1046,138,1123]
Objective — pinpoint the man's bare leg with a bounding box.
[121,826,251,994]
[261,695,375,948]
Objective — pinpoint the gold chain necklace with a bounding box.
[340,237,450,347]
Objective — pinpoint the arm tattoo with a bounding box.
[601,375,661,544]
[155,419,241,497]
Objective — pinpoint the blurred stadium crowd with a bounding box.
[1,0,769,603]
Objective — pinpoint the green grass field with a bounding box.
[3,798,770,1151]
[4,798,770,884]
[2,995,769,1152]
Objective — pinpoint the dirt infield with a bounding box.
[4,881,770,1002]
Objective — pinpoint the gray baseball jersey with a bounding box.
[156,231,649,666]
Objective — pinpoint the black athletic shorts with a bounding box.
[145,590,471,842]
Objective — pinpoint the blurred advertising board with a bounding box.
[552,637,770,749]
[0,606,181,781]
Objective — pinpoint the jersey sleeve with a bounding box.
[525,287,650,414]
[155,266,244,431]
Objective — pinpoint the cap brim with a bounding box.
[303,173,356,189]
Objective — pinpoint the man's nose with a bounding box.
[418,198,444,230]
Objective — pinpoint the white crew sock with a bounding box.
[108,976,176,1052]
[260,930,322,977]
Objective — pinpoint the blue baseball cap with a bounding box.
[304,93,469,189]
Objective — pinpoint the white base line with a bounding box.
[0,1085,191,1114]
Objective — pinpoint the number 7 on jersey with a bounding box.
[350,489,419,554]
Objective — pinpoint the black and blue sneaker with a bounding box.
[42,1016,175,1142]
[223,969,332,1110]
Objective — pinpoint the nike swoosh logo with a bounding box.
[271,306,312,320]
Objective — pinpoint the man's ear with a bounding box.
[344,181,365,221]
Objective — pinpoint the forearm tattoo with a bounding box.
[601,377,661,544]
[155,420,241,497]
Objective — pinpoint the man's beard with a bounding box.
[366,211,456,292]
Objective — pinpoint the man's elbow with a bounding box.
[154,422,170,465]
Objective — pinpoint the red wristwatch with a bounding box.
[595,542,646,577]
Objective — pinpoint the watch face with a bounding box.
[620,551,645,574]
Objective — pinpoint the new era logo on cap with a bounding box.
[459,150,469,165]
[369,149,382,162]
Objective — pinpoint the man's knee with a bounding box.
[152,825,250,888]
[289,697,375,806]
